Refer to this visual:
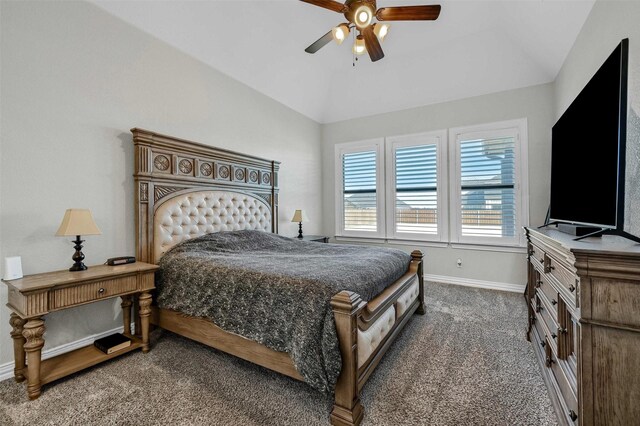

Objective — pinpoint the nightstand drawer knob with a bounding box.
[98,288,105,295]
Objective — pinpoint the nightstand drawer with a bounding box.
[50,275,137,309]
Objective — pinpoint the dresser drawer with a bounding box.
[530,243,546,274]
[530,242,578,310]
[535,295,559,355]
[536,273,559,320]
[547,255,578,302]
[50,275,138,309]
[549,351,579,424]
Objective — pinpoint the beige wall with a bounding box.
[0,1,322,366]
[322,83,555,286]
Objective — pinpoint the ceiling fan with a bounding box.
[300,0,441,62]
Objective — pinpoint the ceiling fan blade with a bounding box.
[363,26,384,62]
[299,0,348,14]
[305,30,334,54]
[376,5,441,21]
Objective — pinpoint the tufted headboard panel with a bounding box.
[154,190,271,261]
[132,128,280,264]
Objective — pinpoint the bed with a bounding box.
[132,128,425,426]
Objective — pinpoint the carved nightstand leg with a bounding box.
[121,295,133,336]
[23,317,45,400]
[139,292,152,353]
[9,313,27,382]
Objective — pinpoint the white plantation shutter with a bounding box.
[387,131,447,242]
[343,150,377,232]
[395,145,438,235]
[450,120,527,247]
[459,137,516,238]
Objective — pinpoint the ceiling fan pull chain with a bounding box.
[352,28,356,67]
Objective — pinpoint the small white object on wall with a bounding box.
[3,256,23,281]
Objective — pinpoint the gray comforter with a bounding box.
[156,230,411,393]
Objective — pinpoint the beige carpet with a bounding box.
[0,282,557,425]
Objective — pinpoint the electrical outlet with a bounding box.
[456,258,462,268]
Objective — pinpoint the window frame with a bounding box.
[448,119,529,247]
[385,130,448,242]
[333,118,529,248]
[335,138,386,238]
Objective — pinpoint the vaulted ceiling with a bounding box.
[93,0,595,123]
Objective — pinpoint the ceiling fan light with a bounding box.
[373,23,390,41]
[332,24,350,45]
[354,5,373,28]
[353,35,366,55]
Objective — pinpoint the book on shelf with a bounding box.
[94,333,132,354]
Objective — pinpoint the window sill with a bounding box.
[334,236,448,248]
[449,242,527,254]
[332,236,527,253]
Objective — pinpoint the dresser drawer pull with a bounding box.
[530,315,536,324]
[536,280,542,288]
[536,305,543,313]
[540,340,546,348]
[551,333,557,339]
[551,299,558,306]
[546,356,555,367]
[569,410,578,422]
[558,327,566,335]
[539,258,545,264]
[548,265,555,271]
[569,284,576,293]
[98,288,105,295]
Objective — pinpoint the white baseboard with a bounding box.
[0,325,127,383]
[425,273,525,293]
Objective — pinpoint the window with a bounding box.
[450,119,528,246]
[386,131,447,242]
[336,139,385,237]
[335,119,528,247]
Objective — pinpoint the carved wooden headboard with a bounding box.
[132,128,280,264]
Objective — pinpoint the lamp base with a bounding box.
[297,222,303,239]
[69,262,88,272]
[69,235,88,272]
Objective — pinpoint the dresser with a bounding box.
[525,228,640,425]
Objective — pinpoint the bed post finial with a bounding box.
[411,250,426,315]
[330,291,365,426]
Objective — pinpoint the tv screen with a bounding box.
[550,40,628,228]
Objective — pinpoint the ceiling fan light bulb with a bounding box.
[353,35,366,55]
[374,23,390,41]
[332,24,350,45]
[354,5,373,28]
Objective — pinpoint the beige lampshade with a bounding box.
[290,210,309,223]
[55,209,102,236]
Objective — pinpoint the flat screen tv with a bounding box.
[549,38,639,242]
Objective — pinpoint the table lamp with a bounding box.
[291,209,309,239]
[55,209,102,271]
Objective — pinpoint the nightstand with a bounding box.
[3,262,158,400]
[297,235,330,243]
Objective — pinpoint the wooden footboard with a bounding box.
[330,250,424,426]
